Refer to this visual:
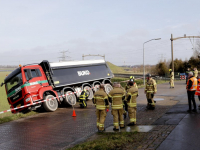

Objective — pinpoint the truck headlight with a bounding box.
[25,97,31,102]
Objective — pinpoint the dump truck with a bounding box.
[1,60,114,114]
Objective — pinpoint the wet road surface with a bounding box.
[157,89,200,150]
[0,81,187,150]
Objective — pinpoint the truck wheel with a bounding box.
[104,84,113,94]
[84,86,93,100]
[64,91,77,106]
[43,95,58,112]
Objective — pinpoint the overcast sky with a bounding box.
[0,0,200,66]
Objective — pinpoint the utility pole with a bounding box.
[170,34,200,73]
[82,54,105,60]
[59,50,71,62]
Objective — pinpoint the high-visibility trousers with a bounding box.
[146,93,155,108]
[79,99,87,108]
[111,109,124,129]
[170,79,174,87]
[96,109,107,131]
[128,107,137,124]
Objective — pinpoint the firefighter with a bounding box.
[169,69,174,88]
[194,68,198,78]
[79,89,89,108]
[186,72,197,112]
[93,84,109,132]
[125,81,138,126]
[195,73,200,109]
[125,76,138,91]
[145,74,157,110]
[108,82,126,131]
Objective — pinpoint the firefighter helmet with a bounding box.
[146,73,151,77]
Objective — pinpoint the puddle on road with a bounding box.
[105,125,155,133]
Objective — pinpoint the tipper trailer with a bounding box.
[1,60,114,114]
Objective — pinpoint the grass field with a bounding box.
[0,72,11,112]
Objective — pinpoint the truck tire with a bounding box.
[64,91,77,106]
[43,95,58,112]
[84,86,93,100]
[104,84,113,94]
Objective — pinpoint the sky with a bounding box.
[1,0,200,66]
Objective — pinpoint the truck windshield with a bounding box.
[6,73,23,93]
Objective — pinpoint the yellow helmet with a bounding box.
[130,76,134,79]
[169,69,172,72]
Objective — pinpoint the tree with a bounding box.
[188,56,200,69]
[155,61,168,76]
[169,59,186,72]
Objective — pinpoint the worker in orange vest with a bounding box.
[195,72,200,108]
[186,72,197,113]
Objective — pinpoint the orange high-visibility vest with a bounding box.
[187,77,197,91]
[195,78,200,95]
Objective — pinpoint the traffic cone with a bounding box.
[72,107,76,117]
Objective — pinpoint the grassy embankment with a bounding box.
[0,72,37,124]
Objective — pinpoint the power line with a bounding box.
[58,50,71,62]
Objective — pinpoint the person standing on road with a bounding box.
[195,73,200,109]
[79,89,88,108]
[125,81,138,126]
[93,85,109,132]
[194,68,198,78]
[108,82,126,131]
[186,72,197,113]
[169,69,174,88]
[145,74,157,110]
[125,76,138,91]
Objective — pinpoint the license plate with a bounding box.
[17,104,21,107]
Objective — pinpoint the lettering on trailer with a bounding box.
[77,70,91,76]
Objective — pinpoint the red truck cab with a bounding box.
[4,65,58,114]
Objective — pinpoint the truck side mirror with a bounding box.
[1,82,4,87]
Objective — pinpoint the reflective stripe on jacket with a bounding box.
[195,78,200,95]
[187,76,197,91]
[93,89,109,110]
[108,87,125,109]
[125,86,138,107]
[145,78,157,93]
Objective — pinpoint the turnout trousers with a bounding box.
[96,109,107,131]
[111,109,124,129]
[146,93,155,109]
[187,91,197,111]
[128,106,137,124]
[170,79,174,88]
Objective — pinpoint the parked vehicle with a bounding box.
[1,60,114,114]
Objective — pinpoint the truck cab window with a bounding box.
[36,69,42,77]
[31,69,38,78]
[24,70,29,80]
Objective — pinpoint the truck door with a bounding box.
[24,68,45,101]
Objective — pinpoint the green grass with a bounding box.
[107,62,126,73]
[111,77,143,88]
[68,132,145,150]
[0,72,37,123]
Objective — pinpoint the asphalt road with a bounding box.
[0,81,187,150]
